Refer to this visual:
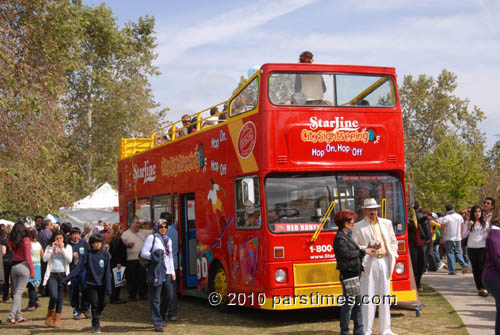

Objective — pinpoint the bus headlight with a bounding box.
[395,262,405,275]
[275,269,287,283]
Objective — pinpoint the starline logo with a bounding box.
[133,160,157,184]
[309,116,360,132]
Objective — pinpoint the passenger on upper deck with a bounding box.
[218,104,228,123]
[188,116,199,133]
[202,107,218,128]
[294,51,326,105]
[178,115,191,137]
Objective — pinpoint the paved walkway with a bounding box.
[422,269,496,335]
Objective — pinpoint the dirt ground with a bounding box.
[0,285,466,335]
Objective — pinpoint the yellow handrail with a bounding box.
[119,71,261,160]
[346,77,389,105]
[381,198,387,218]
[310,201,336,242]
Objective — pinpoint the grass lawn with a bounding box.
[0,284,466,334]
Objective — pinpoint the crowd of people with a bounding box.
[405,197,500,335]
[332,196,500,335]
[0,196,498,335]
[0,213,179,333]
[407,198,496,294]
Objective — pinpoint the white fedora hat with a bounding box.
[361,198,381,209]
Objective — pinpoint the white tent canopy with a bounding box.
[60,182,119,230]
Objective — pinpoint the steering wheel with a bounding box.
[276,206,300,218]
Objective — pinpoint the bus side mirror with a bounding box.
[242,178,255,206]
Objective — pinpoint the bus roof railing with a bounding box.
[119,100,230,160]
[119,69,262,161]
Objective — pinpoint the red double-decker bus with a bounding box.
[117,62,416,309]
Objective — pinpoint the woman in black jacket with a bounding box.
[108,223,127,304]
[333,210,375,335]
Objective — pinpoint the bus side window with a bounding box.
[152,194,171,223]
[231,77,258,117]
[235,176,261,229]
[135,197,152,228]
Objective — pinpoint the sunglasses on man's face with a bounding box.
[158,225,168,229]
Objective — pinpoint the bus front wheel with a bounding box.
[209,262,228,307]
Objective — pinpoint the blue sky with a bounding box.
[85,0,499,149]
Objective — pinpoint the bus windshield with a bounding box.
[268,73,396,107]
[265,172,406,235]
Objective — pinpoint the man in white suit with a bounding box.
[352,198,399,335]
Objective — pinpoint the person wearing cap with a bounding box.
[140,219,175,333]
[62,233,111,333]
[68,226,90,319]
[95,219,104,232]
[352,198,398,335]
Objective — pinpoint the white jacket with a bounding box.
[352,216,399,278]
[140,234,175,275]
[42,244,73,286]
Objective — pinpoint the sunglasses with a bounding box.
[158,225,168,229]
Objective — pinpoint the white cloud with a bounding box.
[147,0,499,148]
[346,0,476,11]
[155,0,319,64]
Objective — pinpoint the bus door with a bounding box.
[181,193,197,288]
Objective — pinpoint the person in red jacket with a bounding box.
[7,221,35,324]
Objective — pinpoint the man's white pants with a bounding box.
[360,256,393,335]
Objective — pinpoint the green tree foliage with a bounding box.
[400,69,485,172]
[412,135,486,210]
[481,139,500,199]
[0,0,81,220]
[0,0,164,220]
[400,69,487,210]
[64,4,166,190]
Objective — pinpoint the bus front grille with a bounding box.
[293,262,340,286]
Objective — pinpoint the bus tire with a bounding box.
[208,261,230,311]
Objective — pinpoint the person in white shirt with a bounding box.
[140,219,175,333]
[352,198,399,335]
[121,216,151,301]
[441,204,467,275]
[293,51,327,105]
[462,205,490,296]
